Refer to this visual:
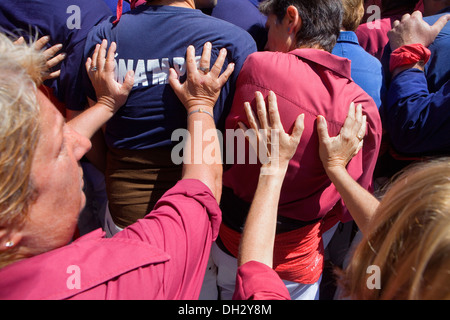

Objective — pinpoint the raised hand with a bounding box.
[388,10,450,50]
[239,91,304,174]
[14,35,66,80]
[316,102,366,173]
[85,39,134,113]
[169,42,235,113]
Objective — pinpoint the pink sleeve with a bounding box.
[116,179,221,299]
[233,261,291,300]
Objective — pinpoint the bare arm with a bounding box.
[316,103,379,236]
[169,42,235,202]
[237,91,304,267]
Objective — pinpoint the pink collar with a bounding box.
[289,48,352,80]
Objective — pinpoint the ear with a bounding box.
[285,5,302,34]
[0,227,23,253]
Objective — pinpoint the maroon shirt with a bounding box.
[223,49,382,224]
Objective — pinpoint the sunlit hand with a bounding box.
[85,39,134,113]
[317,102,366,173]
[389,10,450,50]
[14,35,66,80]
[169,42,235,114]
[239,91,304,174]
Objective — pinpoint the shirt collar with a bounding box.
[337,31,359,45]
[289,48,352,80]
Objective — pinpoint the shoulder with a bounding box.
[199,13,257,50]
[241,51,291,72]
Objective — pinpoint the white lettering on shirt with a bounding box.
[114,56,201,87]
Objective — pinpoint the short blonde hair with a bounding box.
[0,33,46,230]
[338,158,450,300]
[341,0,364,31]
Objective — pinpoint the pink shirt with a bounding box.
[233,261,290,300]
[0,179,221,300]
[356,18,393,61]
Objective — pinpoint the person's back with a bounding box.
[83,3,256,229]
[332,33,385,108]
[332,0,386,108]
[210,0,268,51]
[218,48,381,298]
[0,0,112,114]
[223,49,381,227]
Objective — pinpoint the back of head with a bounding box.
[338,158,450,299]
[381,0,420,15]
[341,0,365,31]
[259,0,344,52]
[0,33,44,249]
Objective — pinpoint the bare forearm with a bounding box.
[238,166,287,268]
[66,103,111,173]
[67,103,114,140]
[181,109,222,202]
[326,166,380,236]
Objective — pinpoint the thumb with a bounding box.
[316,115,330,142]
[431,14,450,38]
[291,113,305,144]
[122,70,135,93]
[168,68,181,94]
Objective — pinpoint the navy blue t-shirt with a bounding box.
[211,0,267,51]
[0,0,112,111]
[84,5,256,150]
[102,0,131,16]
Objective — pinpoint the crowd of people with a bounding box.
[0,0,448,300]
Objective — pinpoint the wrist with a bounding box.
[187,107,214,120]
[390,43,431,74]
[187,105,214,114]
[324,164,348,180]
[260,161,289,177]
[95,96,117,114]
[391,61,425,78]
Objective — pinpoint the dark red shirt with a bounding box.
[223,49,382,224]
